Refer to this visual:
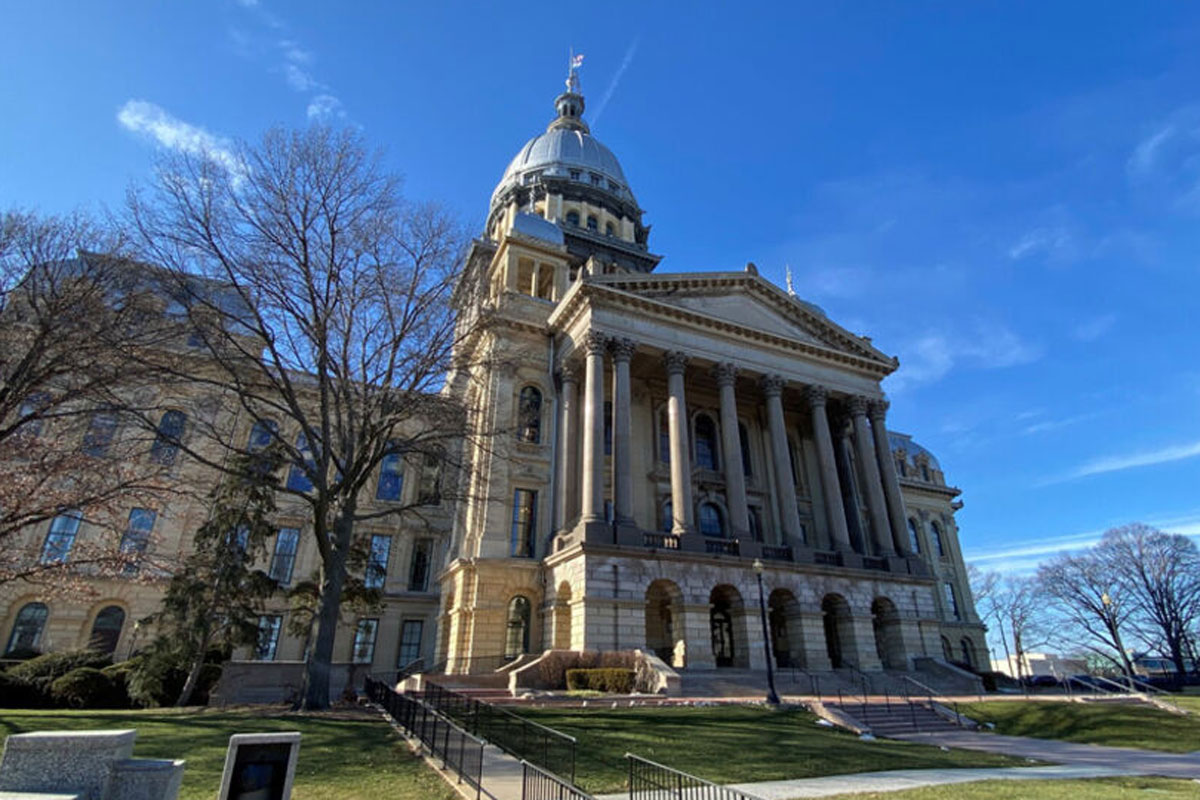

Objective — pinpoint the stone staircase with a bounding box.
[830,700,964,737]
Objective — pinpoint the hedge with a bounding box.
[50,667,127,709]
[6,650,112,695]
[565,668,635,694]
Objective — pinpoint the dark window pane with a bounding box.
[6,603,48,655]
[88,606,125,654]
[41,511,82,564]
[504,596,531,659]
[695,415,718,470]
[366,535,391,589]
[254,615,282,660]
[517,387,542,443]
[269,527,300,585]
[398,620,424,667]
[408,538,432,592]
[699,503,723,537]
[82,411,118,457]
[150,410,186,466]
[738,424,752,478]
[287,432,315,492]
[376,444,404,501]
[510,490,536,558]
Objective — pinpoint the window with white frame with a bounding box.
[352,618,379,663]
[269,527,300,585]
[41,510,82,564]
[254,615,282,660]
[398,619,423,667]
[365,535,391,589]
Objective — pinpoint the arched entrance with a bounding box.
[821,594,855,669]
[645,579,684,666]
[553,582,573,650]
[871,597,906,670]
[504,596,531,660]
[768,589,802,668]
[709,585,746,668]
[959,637,975,669]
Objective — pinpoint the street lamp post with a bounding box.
[753,558,781,705]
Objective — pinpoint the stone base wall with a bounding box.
[208,660,371,705]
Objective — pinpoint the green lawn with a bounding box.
[958,700,1200,754]
[518,705,1026,793]
[0,708,458,800]
[819,776,1200,800]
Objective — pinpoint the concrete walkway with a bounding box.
[594,765,1142,800]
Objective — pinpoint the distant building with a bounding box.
[990,653,1087,679]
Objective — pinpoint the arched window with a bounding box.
[660,500,673,533]
[376,442,405,501]
[959,638,974,668]
[698,502,724,537]
[504,596,531,659]
[150,410,187,466]
[738,423,753,478]
[5,602,48,655]
[586,216,598,232]
[657,408,670,465]
[565,210,580,227]
[517,386,542,443]
[286,431,315,493]
[940,635,953,660]
[694,414,719,471]
[605,221,615,236]
[930,521,946,557]
[907,519,922,554]
[88,606,125,654]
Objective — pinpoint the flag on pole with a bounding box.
[571,53,584,69]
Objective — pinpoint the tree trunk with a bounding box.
[175,632,211,707]
[302,512,353,710]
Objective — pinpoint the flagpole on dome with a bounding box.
[567,48,584,94]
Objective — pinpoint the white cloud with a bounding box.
[591,37,640,127]
[886,321,1041,392]
[116,100,239,173]
[283,62,317,92]
[1128,124,1175,178]
[1050,438,1200,483]
[234,0,258,7]
[1008,225,1075,262]
[1070,313,1117,342]
[306,94,345,120]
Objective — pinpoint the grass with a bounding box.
[819,776,1200,800]
[0,708,458,800]
[958,700,1200,754]
[518,705,1026,793]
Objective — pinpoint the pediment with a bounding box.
[608,274,890,364]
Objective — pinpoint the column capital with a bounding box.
[759,373,786,397]
[712,362,738,388]
[610,337,637,363]
[804,384,829,408]
[846,395,870,418]
[868,399,890,421]
[663,350,689,375]
[584,330,609,356]
[558,361,580,384]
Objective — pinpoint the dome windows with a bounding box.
[605,221,615,237]
[586,215,598,232]
[566,210,580,227]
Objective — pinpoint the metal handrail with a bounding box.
[625,753,767,800]
[901,674,940,698]
[520,760,595,800]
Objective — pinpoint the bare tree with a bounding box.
[0,210,179,590]
[126,126,477,709]
[1098,524,1200,678]
[1037,550,1137,679]
[969,566,1047,681]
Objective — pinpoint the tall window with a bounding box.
[959,638,974,667]
[286,432,315,492]
[269,528,300,585]
[5,603,48,655]
[88,606,125,654]
[17,392,50,438]
[694,414,718,470]
[398,620,423,667]
[149,410,186,466]
[586,215,598,231]
[352,618,379,664]
[41,510,82,564]
[517,387,542,443]
[254,615,282,660]
[698,502,724,537]
[408,538,432,592]
[119,508,157,565]
[930,521,946,557]
[82,411,118,457]
[748,507,764,542]
[786,439,800,487]
[511,489,537,558]
[657,408,670,465]
[418,453,442,504]
[365,535,391,589]
[247,419,278,451]
[660,500,673,533]
[738,423,753,478]
[376,443,405,501]
[943,582,960,620]
[603,401,612,455]
[504,596,531,659]
[907,519,922,554]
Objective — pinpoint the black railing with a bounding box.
[813,550,841,566]
[761,545,793,561]
[521,760,596,800]
[704,538,739,556]
[643,532,681,549]
[423,681,577,784]
[626,753,765,800]
[366,677,484,800]
[861,556,889,571]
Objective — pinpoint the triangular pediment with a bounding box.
[599,272,891,365]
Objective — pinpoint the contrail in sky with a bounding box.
[591,36,640,127]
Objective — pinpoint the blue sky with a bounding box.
[3,2,1199,574]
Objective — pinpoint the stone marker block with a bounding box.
[0,730,135,800]
[217,733,300,800]
[108,759,184,800]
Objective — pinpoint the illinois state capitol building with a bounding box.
[0,71,985,692]
[438,70,985,680]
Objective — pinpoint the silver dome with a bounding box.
[490,127,636,209]
[889,432,941,471]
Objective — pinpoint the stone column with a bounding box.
[869,400,910,555]
[806,386,851,551]
[555,363,580,531]
[610,338,636,526]
[760,375,801,546]
[832,414,867,554]
[849,396,895,556]
[664,351,694,534]
[714,363,750,538]
[581,331,608,523]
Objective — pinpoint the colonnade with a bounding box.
[557,332,912,558]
